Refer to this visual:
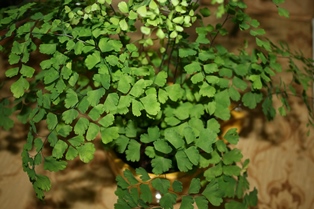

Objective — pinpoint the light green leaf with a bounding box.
[5,67,19,78]
[103,93,119,113]
[98,114,114,127]
[39,44,57,55]
[66,146,78,160]
[119,19,129,31]
[52,140,68,159]
[46,112,58,130]
[154,71,167,87]
[86,122,99,141]
[204,63,218,74]
[195,129,216,153]
[74,117,90,135]
[222,165,241,176]
[222,148,243,165]
[44,156,67,172]
[11,77,29,98]
[117,75,131,94]
[140,94,160,115]
[223,128,239,144]
[184,61,201,74]
[77,143,96,163]
[278,7,289,17]
[20,64,35,77]
[85,51,101,70]
[87,88,106,107]
[68,135,84,147]
[62,109,79,124]
[101,126,119,144]
[165,84,184,101]
[65,89,78,108]
[118,1,129,13]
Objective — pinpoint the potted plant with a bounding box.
[0,0,313,208]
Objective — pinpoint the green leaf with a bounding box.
[5,67,19,77]
[115,135,129,153]
[11,77,29,98]
[154,71,167,87]
[180,196,194,209]
[188,178,201,194]
[103,93,119,113]
[66,146,79,160]
[52,140,68,159]
[200,7,211,17]
[85,51,101,69]
[179,48,197,58]
[249,74,262,89]
[204,163,222,181]
[87,88,106,107]
[242,92,263,109]
[140,93,160,115]
[118,75,131,94]
[183,126,196,144]
[119,19,129,31]
[185,146,199,165]
[101,126,119,144]
[39,43,57,55]
[195,196,209,209]
[123,169,138,185]
[151,156,172,174]
[165,84,184,101]
[202,181,223,206]
[176,150,193,172]
[184,61,201,74]
[68,135,84,147]
[65,89,78,108]
[118,1,129,13]
[164,129,184,149]
[74,117,90,135]
[86,122,100,141]
[62,109,78,124]
[154,139,173,154]
[223,128,239,144]
[140,184,153,203]
[204,63,218,74]
[132,99,144,116]
[34,138,43,152]
[278,7,289,17]
[232,76,247,91]
[44,156,67,172]
[191,72,204,84]
[222,148,243,165]
[46,113,58,130]
[160,193,177,209]
[172,180,183,193]
[98,114,114,127]
[151,178,171,194]
[222,165,241,176]
[126,140,141,162]
[249,28,265,36]
[116,175,129,189]
[77,143,95,163]
[195,129,216,153]
[135,167,151,181]
[20,64,35,77]
[140,126,160,143]
[228,86,241,101]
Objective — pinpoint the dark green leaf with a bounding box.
[204,163,222,181]
[188,178,201,194]
[180,196,194,209]
[202,181,223,206]
[151,178,171,194]
[160,193,177,209]
[165,129,185,149]
[125,140,141,162]
[154,139,173,154]
[123,169,138,185]
[140,184,153,203]
[176,150,193,172]
[151,156,172,174]
[195,196,209,209]
[222,148,243,165]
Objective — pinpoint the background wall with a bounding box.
[0,0,313,208]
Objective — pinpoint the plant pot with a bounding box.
[107,107,246,204]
